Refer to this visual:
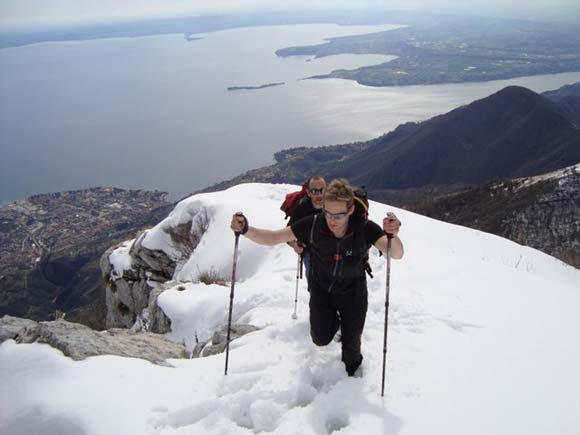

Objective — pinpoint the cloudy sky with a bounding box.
[1,0,579,29]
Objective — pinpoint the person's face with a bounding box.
[323,199,353,235]
[307,179,326,209]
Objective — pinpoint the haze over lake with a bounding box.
[2,23,580,204]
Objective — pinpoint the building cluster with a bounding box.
[0,187,170,274]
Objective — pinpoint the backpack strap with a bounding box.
[309,213,319,246]
[359,220,374,279]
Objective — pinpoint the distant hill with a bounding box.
[328,86,580,191]
[0,11,384,49]
[200,141,374,194]
[204,84,580,205]
[543,82,580,125]
[542,81,580,102]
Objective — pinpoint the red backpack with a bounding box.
[280,181,309,219]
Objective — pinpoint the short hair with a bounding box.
[307,175,326,189]
[324,178,354,208]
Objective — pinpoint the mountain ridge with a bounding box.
[199,83,580,268]
[329,85,580,189]
[202,84,580,202]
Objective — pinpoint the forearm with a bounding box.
[376,235,404,259]
[243,226,293,246]
[389,236,404,259]
[380,213,404,259]
[231,213,296,246]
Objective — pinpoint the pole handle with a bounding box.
[234,211,247,236]
[385,212,397,240]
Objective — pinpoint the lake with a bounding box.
[2,23,580,203]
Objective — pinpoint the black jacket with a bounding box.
[287,196,321,226]
[291,214,384,294]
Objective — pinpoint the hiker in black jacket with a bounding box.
[287,177,326,245]
[231,178,404,376]
[287,176,326,275]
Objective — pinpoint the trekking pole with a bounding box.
[291,255,302,319]
[381,233,394,397]
[225,214,242,376]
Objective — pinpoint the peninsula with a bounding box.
[227,82,285,91]
[276,15,580,87]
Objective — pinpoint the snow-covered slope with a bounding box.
[1,183,579,435]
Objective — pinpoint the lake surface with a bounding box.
[2,23,580,204]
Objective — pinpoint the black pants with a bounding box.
[309,285,368,375]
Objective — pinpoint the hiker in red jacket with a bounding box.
[231,178,404,376]
[286,176,326,256]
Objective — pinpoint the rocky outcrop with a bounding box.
[98,204,264,358]
[502,166,580,267]
[101,235,175,332]
[1,315,261,364]
[1,316,187,365]
[146,287,173,334]
[101,206,212,333]
[0,315,38,342]
[191,324,260,358]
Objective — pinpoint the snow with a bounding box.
[109,239,135,277]
[515,162,580,190]
[1,183,580,435]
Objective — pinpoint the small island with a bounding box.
[227,82,285,91]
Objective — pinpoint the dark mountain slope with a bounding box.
[555,95,580,125]
[542,81,580,102]
[202,84,580,208]
[543,82,580,124]
[408,164,580,268]
[328,86,580,189]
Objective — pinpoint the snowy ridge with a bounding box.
[515,162,580,190]
[1,183,579,435]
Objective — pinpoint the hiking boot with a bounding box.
[346,355,363,377]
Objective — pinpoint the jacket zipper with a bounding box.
[327,239,339,293]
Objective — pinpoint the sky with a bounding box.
[1,182,579,434]
[1,0,580,29]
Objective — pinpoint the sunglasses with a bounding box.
[309,188,325,195]
[323,209,349,220]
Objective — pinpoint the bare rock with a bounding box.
[0,315,38,342]
[102,232,176,331]
[101,207,214,333]
[147,287,172,334]
[11,318,186,365]
[197,324,260,358]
